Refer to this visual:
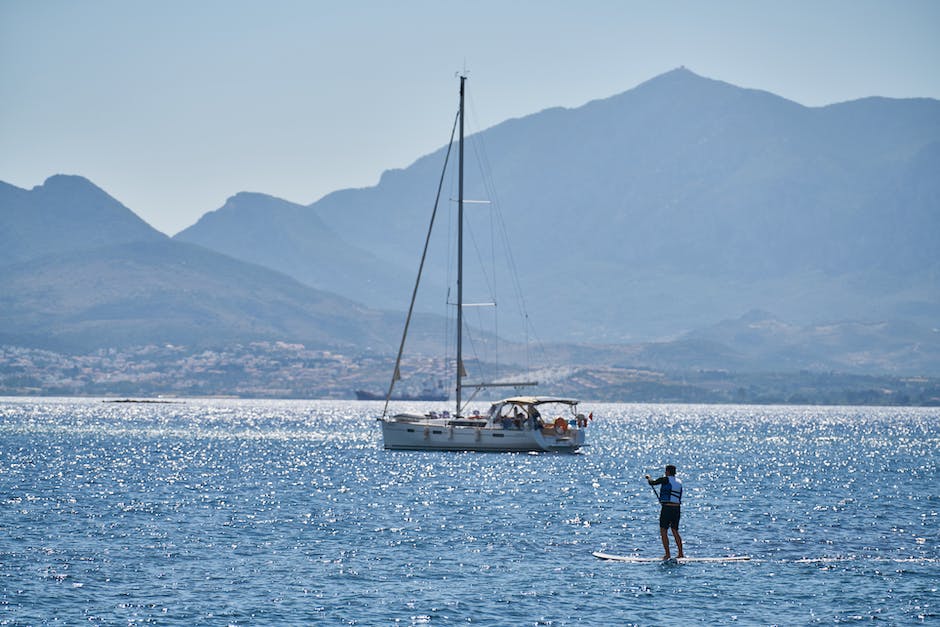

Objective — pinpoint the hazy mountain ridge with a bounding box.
[0,239,408,352]
[2,68,939,385]
[174,191,414,310]
[679,310,940,374]
[294,68,940,339]
[0,174,166,266]
[0,176,439,353]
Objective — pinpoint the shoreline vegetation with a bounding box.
[2,343,938,407]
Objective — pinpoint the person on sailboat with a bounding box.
[528,406,542,430]
[646,464,685,560]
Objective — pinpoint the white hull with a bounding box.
[379,417,585,453]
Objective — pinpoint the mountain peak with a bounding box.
[623,66,803,111]
[222,191,303,211]
[0,174,166,265]
[37,173,97,191]
[636,66,714,89]
[660,65,701,79]
[33,174,126,208]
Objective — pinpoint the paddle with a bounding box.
[644,474,660,502]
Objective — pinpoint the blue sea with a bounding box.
[1,397,937,625]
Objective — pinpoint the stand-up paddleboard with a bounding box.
[593,551,750,563]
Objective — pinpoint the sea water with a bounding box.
[0,397,936,625]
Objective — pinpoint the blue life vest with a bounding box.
[659,476,683,504]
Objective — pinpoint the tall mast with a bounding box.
[455,74,466,417]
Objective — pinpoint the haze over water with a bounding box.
[1,398,936,624]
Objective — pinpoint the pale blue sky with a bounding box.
[2,0,938,235]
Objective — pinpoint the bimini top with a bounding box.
[494,397,580,407]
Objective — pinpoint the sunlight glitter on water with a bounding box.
[1,398,937,624]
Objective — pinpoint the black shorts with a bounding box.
[659,505,681,530]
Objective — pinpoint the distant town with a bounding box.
[2,342,938,406]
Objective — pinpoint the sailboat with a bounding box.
[377,75,589,453]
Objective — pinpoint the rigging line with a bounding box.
[461,311,485,383]
[461,101,503,307]
[466,92,541,383]
[444,154,459,384]
[382,107,461,419]
[462,210,498,307]
[446,161,499,386]
[460,384,484,416]
[467,119,532,331]
[461,113,512,323]
[466,119,542,376]
[465,96,504,298]
[460,218,502,383]
[471,143,507,380]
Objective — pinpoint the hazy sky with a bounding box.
[2,0,938,235]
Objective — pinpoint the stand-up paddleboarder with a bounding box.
[646,464,685,560]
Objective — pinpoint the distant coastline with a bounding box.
[3,343,937,407]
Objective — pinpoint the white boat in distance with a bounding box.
[377,75,589,453]
[382,396,588,452]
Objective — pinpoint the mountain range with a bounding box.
[0,175,445,355]
[2,68,939,382]
[176,68,940,342]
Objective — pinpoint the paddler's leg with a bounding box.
[671,505,684,558]
[658,506,672,559]
[673,525,684,558]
